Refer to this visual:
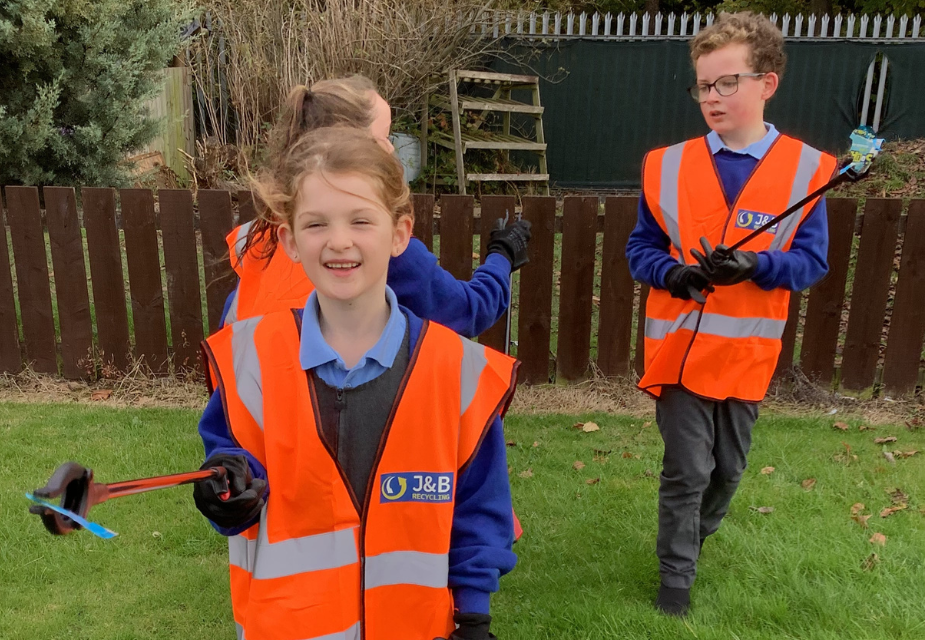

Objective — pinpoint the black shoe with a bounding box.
[655,584,691,617]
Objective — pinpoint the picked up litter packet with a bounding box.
[842,126,884,176]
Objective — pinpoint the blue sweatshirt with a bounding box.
[626,128,829,292]
[199,305,517,615]
[220,237,512,339]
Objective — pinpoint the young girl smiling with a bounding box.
[195,127,518,640]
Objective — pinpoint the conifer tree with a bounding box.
[0,0,185,187]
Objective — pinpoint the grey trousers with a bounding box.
[655,386,759,589]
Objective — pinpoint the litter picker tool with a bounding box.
[687,127,885,301]
[27,461,230,539]
[723,127,884,254]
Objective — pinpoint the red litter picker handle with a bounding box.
[28,462,229,536]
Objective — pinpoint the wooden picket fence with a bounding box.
[1,187,924,397]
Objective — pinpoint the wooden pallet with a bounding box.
[423,69,549,195]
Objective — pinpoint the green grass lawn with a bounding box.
[2,401,924,640]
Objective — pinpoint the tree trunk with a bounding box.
[645,0,659,34]
[811,0,833,35]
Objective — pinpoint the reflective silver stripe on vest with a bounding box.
[657,142,687,261]
[364,550,450,590]
[769,144,823,251]
[305,622,361,640]
[225,288,240,325]
[645,310,701,340]
[646,311,786,341]
[699,313,786,340]
[234,220,254,262]
[459,337,488,416]
[231,317,264,429]
[238,621,360,640]
[229,534,257,571]
[251,520,359,580]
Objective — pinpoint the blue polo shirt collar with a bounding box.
[299,286,406,373]
[707,122,779,160]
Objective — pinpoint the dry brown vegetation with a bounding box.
[189,0,508,157]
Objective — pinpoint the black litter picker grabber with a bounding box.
[685,126,885,302]
[27,461,230,539]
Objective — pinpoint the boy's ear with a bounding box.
[391,215,413,257]
[277,223,301,263]
[761,72,780,101]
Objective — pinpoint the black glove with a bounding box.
[664,264,714,302]
[689,236,758,285]
[193,454,267,529]
[486,218,532,272]
[441,613,495,640]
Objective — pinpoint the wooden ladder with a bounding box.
[424,69,549,195]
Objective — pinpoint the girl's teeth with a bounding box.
[327,263,358,269]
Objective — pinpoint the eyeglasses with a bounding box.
[687,73,767,103]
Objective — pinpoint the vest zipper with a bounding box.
[357,322,428,640]
[677,136,783,388]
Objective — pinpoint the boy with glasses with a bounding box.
[626,12,837,617]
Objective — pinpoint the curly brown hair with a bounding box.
[690,12,786,78]
[250,127,413,240]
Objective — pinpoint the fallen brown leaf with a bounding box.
[643,421,652,428]
[894,450,919,459]
[760,466,775,475]
[752,506,775,514]
[875,436,898,444]
[833,421,849,431]
[644,469,655,478]
[852,513,872,528]
[621,451,633,459]
[593,448,612,456]
[532,441,539,448]
[586,477,600,485]
[801,478,817,490]
[581,422,601,433]
[573,460,586,471]
[881,504,907,518]
[518,469,533,479]
[506,440,517,447]
[869,532,887,546]
[861,553,880,571]
[91,389,113,401]
[591,295,600,305]
[858,424,875,431]
[572,422,584,429]
[888,488,909,504]
[883,451,896,464]
[850,503,866,516]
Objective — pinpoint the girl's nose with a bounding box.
[327,224,353,250]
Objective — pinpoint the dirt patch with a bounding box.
[0,366,208,410]
[1,367,920,426]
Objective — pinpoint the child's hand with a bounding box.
[664,264,714,302]
[487,218,532,272]
[193,454,267,528]
[689,237,758,286]
[443,613,496,640]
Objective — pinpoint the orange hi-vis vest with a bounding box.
[202,311,519,640]
[639,134,837,402]
[224,222,314,324]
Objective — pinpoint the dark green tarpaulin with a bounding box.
[878,44,925,141]
[494,40,895,188]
